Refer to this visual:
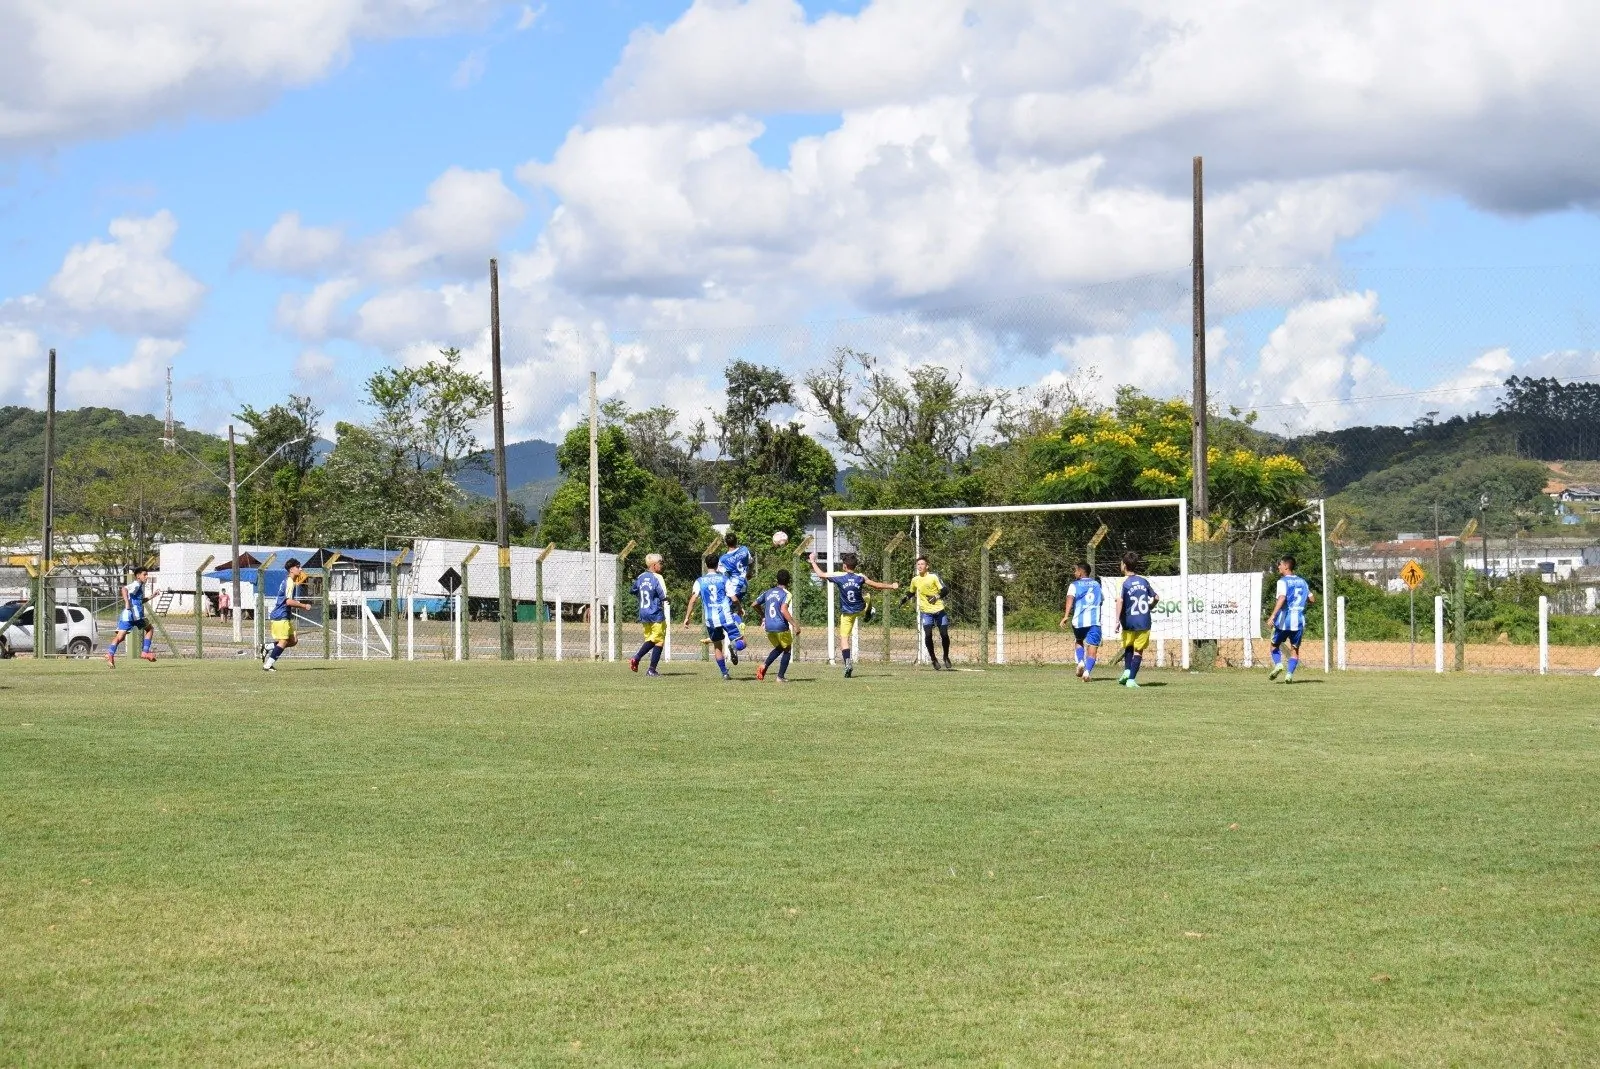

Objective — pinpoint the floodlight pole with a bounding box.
[490,259,515,660]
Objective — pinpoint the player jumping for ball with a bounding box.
[809,550,898,678]
[1267,555,1314,683]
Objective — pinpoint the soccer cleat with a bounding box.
[645,669,661,677]
[776,676,790,684]
[1081,673,1092,683]
[1284,673,1295,684]
[1268,664,1284,680]
[263,653,274,670]
[262,661,276,672]
[105,652,116,668]
[629,656,640,673]
[141,651,156,662]
[930,661,941,670]
[943,657,953,671]
[1124,678,1140,689]
[1118,669,1130,684]
[1075,664,1085,678]
[729,649,739,666]
[756,664,767,681]
[844,662,853,678]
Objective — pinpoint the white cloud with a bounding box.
[0,0,503,152]
[38,211,206,337]
[62,337,182,412]
[452,48,489,89]
[1053,329,1184,406]
[243,212,346,275]
[515,4,545,32]
[365,166,526,282]
[276,277,361,340]
[1247,291,1391,430]
[0,326,46,406]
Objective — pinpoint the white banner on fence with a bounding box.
[1099,572,1263,640]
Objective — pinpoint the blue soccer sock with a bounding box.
[1084,655,1096,675]
[141,635,152,653]
[1074,646,1084,667]
[269,643,284,662]
[842,647,852,663]
[778,649,791,677]
[1288,656,1299,675]
[648,644,663,670]
[1127,652,1143,680]
[764,646,784,669]
[634,640,655,663]
[1271,648,1283,667]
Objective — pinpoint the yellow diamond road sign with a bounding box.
[1401,560,1425,590]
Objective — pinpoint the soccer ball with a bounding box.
[772,530,790,548]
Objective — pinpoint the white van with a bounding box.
[0,602,100,658]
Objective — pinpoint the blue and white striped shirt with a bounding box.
[1275,575,1311,631]
[695,573,736,629]
[1068,577,1102,628]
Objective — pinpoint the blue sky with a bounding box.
[3,0,1598,438]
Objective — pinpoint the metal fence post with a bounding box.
[321,552,341,661]
[194,555,214,659]
[535,543,554,661]
[1453,541,1466,672]
[459,545,480,661]
[979,528,1002,667]
[389,547,409,660]
[1538,595,1549,675]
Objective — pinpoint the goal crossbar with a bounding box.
[824,498,1192,670]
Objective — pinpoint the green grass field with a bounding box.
[2,659,1595,1067]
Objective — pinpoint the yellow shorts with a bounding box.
[641,621,666,645]
[1121,629,1150,653]
[766,631,793,650]
[839,611,864,642]
[270,620,296,642]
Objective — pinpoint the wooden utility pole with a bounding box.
[1191,156,1209,539]
[39,349,57,657]
[589,371,601,660]
[228,425,242,643]
[490,258,514,660]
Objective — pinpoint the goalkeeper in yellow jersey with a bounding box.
[899,555,953,670]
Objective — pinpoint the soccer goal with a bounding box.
[823,497,1335,674]
[823,499,1197,669]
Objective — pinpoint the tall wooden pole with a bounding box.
[228,425,242,643]
[589,371,600,660]
[39,349,57,657]
[490,258,514,660]
[1191,156,1209,538]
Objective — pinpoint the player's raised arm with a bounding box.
[807,552,835,580]
[863,576,899,591]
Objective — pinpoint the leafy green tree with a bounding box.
[313,422,457,546]
[538,417,714,590]
[365,347,495,480]
[44,440,212,588]
[236,394,322,545]
[714,361,835,533]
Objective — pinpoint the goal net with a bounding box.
[823,499,1195,669]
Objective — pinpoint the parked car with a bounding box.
[0,602,99,658]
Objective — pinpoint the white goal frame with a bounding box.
[824,498,1193,670]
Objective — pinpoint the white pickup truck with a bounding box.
[0,602,100,658]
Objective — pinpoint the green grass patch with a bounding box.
[1,660,1596,1066]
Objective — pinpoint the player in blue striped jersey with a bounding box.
[106,566,157,667]
[629,553,668,677]
[809,551,898,677]
[683,552,745,679]
[1267,555,1314,683]
[716,534,753,663]
[1058,562,1103,682]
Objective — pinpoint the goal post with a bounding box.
[824,498,1192,670]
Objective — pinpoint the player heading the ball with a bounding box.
[684,552,745,681]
